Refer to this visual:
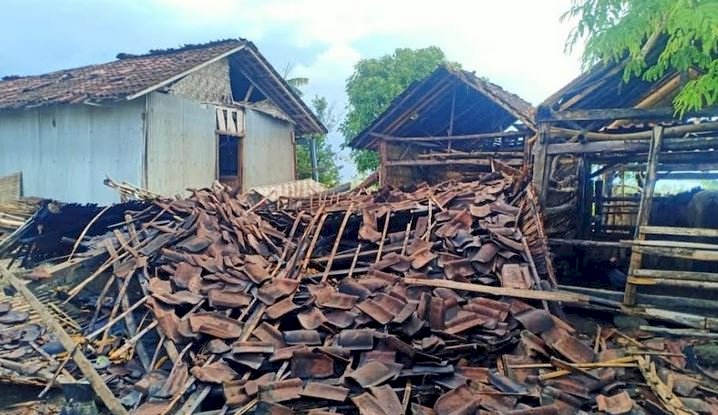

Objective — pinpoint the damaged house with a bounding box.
[0,39,326,204]
[348,65,536,186]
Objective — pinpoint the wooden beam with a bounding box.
[628,239,718,251]
[630,244,718,261]
[548,139,718,156]
[538,106,718,122]
[628,276,718,290]
[561,284,718,311]
[624,126,663,306]
[532,122,550,206]
[640,226,718,238]
[370,130,528,143]
[548,238,631,248]
[448,86,456,136]
[551,121,718,141]
[0,265,128,415]
[403,278,589,303]
[634,269,718,282]
[385,158,523,167]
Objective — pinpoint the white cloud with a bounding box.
[154,0,582,103]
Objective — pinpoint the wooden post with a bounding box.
[0,265,128,415]
[532,122,550,207]
[624,126,664,306]
[379,139,388,187]
[448,86,456,137]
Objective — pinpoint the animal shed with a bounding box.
[531,39,718,313]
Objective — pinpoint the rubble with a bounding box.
[0,175,717,414]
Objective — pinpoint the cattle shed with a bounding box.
[532,41,718,313]
[349,65,536,186]
[0,39,326,204]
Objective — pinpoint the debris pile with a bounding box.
[0,198,39,243]
[1,176,717,414]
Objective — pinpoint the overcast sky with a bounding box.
[0,0,584,181]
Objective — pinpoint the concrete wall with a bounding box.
[0,101,144,204]
[169,58,233,104]
[146,92,217,197]
[243,108,295,189]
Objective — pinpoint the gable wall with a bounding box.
[168,58,233,104]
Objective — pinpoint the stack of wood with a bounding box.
[0,177,716,415]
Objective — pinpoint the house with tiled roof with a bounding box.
[348,65,536,186]
[0,39,326,203]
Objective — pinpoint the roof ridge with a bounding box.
[115,38,246,60]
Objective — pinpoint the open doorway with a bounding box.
[218,134,242,191]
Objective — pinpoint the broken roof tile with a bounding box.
[284,330,322,345]
[351,391,388,415]
[513,309,555,334]
[187,312,243,339]
[259,378,303,403]
[256,278,300,305]
[301,382,349,402]
[208,289,251,308]
[317,292,359,310]
[265,296,300,320]
[190,360,238,384]
[245,263,272,284]
[291,350,335,379]
[369,384,403,414]
[324,310,357,328]
[297,307,328,330]
[253,322,287,348]
[232,341,275,354]
[356,299,394,325]
[338,279,372,300]
[346,361,400,388]
[337,329,375,350]
[433,385,481,415]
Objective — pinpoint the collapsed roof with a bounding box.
[349,65,536,150]
[0,39,326,135]
[539,37,708,130]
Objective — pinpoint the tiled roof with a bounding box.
[0,39,326,135]
[0,40,246,109]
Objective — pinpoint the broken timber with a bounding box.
[0,264,129,415]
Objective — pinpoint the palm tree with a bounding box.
[281,63,308,97]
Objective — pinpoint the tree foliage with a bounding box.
[296,96,341,187]
[340,47,452,174]
[563,0,718,115]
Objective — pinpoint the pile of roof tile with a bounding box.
[5,177,718,415]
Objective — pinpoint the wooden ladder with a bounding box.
[623,125,718,309]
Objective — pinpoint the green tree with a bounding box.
[296,96,341,187]
[340,47,452,174]
[563,0,718,114]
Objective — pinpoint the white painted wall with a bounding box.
[0,101,144,204]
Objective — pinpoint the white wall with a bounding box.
[243,108,295,189]
[146,92,217,197]
[0,101,144,204]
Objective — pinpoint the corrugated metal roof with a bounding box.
[0,39,326,135]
